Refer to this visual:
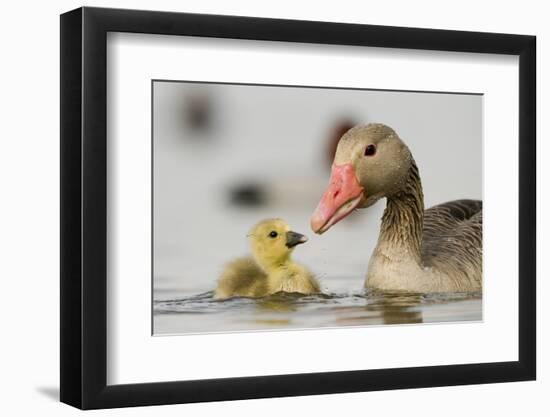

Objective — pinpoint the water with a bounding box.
[153,277,482,335]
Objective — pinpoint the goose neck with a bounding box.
[378,160,424,262]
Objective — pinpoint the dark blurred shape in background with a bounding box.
[229,182,268,207]
[325,119,357,168]
[182,92,214,134]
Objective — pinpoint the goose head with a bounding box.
[249,218,308,268]
[311,123,412,234]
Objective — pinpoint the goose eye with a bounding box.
[268,231,278,238]
[364,144,376,156]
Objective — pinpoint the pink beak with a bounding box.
[310,163,364,234]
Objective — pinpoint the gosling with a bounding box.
[214,218,320,299]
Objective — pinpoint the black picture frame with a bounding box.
[60,6,536,410]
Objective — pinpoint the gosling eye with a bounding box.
[364,144,376,156]
[268,231,278,238]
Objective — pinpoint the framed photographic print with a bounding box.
[60,6,536,409]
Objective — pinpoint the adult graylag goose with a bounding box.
[310,123,482,293]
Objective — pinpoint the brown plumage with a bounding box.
[421,199,482,289]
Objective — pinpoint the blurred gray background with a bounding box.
[153,81,482,300]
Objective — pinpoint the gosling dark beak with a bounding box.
[285,231,308,248]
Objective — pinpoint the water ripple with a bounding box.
[154,290,481,315]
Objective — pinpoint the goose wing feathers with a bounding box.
[424,199,481,236]
[421,200,482,288]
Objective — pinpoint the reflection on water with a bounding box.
[153,284,482,335]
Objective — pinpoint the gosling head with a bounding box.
[248,218,308,269]
[311,123,412,234]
